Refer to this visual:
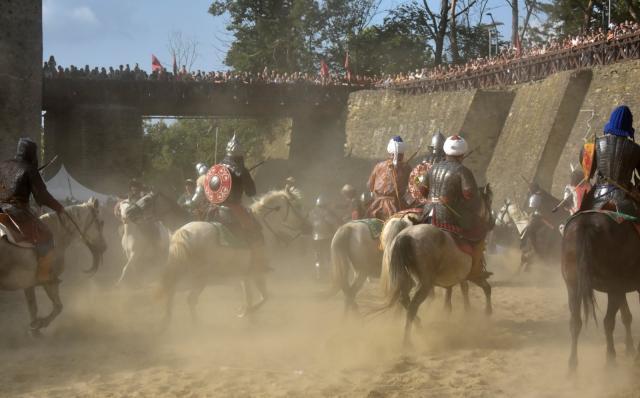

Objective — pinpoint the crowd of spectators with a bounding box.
[43,21,640,89]
[379,20,640,87]
[43,56,376,87]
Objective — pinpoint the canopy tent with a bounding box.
[44,165,110,203]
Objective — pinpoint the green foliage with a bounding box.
[142,118,283,192]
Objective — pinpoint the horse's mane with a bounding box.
[250,188,302,216]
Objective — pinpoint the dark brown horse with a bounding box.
[562,212,640,370]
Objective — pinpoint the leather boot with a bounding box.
[468,241,492,281]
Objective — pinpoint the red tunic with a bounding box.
[366,159,411,220]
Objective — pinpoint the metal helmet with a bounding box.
[226,133,244,157]
[341,184,355,197]
[16,137,38,167]
[315,195,327,208]
[195,162,208,176]
[360,191,374,204]
[430,131,446,158]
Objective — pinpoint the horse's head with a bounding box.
[251,186,310,244]
[125,191,191,231]
[63,197,107,275]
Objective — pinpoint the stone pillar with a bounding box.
[0,0,42,159]
[44,105,143,194]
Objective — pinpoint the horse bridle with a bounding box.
[60,207,101,251]
[261,196,306,246]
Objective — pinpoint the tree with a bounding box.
[167,31,200,72]
[209,0,323,73]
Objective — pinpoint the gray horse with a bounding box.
[0,198,107,335]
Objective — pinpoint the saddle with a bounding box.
[0,212,42,249]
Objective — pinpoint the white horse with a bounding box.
[158,187,309,325]
[115,192,188,285]
[0,198,107,335]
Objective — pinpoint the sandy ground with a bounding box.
[2,246,640,398]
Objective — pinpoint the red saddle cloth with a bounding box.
[0,212,49,246]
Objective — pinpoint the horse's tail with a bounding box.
[318,224,351,299]
[373,232,414,314]
[155,228,191,301]
[380,217,410,251]
[576,216,598,324]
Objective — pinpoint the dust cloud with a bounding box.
[1,238,640,397]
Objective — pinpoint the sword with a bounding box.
[38,155,59,172]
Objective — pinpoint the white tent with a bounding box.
[45,165,110,203]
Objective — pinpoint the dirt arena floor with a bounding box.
[2,244,640,398]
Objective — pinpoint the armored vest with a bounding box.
[594,135,640,188]
[426,159,479,230]
[220,155,256,205]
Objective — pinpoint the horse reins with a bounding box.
[60,208,99,250]
[261,197,305,245]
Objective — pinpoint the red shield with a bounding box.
[204,164,233,204]
[408,163,430,205]
[581,142,596,180]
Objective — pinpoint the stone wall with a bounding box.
[552,60,640,196]
[485,70,591,206]
[0,0,41,159]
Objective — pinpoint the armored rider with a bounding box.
[210,134,269,273]
[309,195,341,280]
[409,131,446,207]
[420,135,489,281]
[581,105,640,216]
[0,138,66,283]
[190,162,209,220]
[339,184,363,221]
[367,136,411,220]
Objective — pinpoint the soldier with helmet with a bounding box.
[366,136,411,220]
[408,131,446,207]
[420,135,489,280]
[205,134,269,273]
[309,195,341,280]
[189,162,209,219]
[339,184,364,221]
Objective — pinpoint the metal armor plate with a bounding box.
[408,162,430,204]
[204,164,233,204]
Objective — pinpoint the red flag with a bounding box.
[320,59,329,78]
[172,53,178,75]
[151,54,162,72]
[344,52,351,82]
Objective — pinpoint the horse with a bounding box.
[158,187,309,325]
[562,211,640,370]
[379,187,495,313]
[115,191,191,285]
[0,198,107,335]
[487,199,524,254]
[378,186,494,346]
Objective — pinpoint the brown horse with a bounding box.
[562,212,640,370]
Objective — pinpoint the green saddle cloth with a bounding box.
[209,222,249,248]
[354,218,384,240]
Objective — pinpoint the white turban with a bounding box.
[443,135,468,156]
[387,136,406,165]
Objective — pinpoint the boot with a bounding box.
[36,251,56,284]
[468,241,492,281]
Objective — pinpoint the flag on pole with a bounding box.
[151,54,162,72]
[320,59,329,78]
[344,51,351,82]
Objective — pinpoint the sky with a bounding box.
[43,0,513,72]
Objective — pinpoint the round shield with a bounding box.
[408,162,430,205]
[204,164,233,204]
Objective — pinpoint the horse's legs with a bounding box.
[404,285,430,347]
[567,283,582,371]
[471,278,492,316]
[444,287,453,313]
[619,295,635,356]
[345,273,367,315]
[117,251,138,286]
[604,292,623,365]
[461,281,471,312]
[39,282,64,328]
[23,287,40,333]
[187,282,206,325]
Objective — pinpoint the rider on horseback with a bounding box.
[581,105,640,216]
[210,134,270,273]
[409,132,446,207]
[0,138,65,283]
[420,135,489,281]
[367,136,411,220]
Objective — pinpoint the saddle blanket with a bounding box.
[354,218,384,240]
[209,222,248,249]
